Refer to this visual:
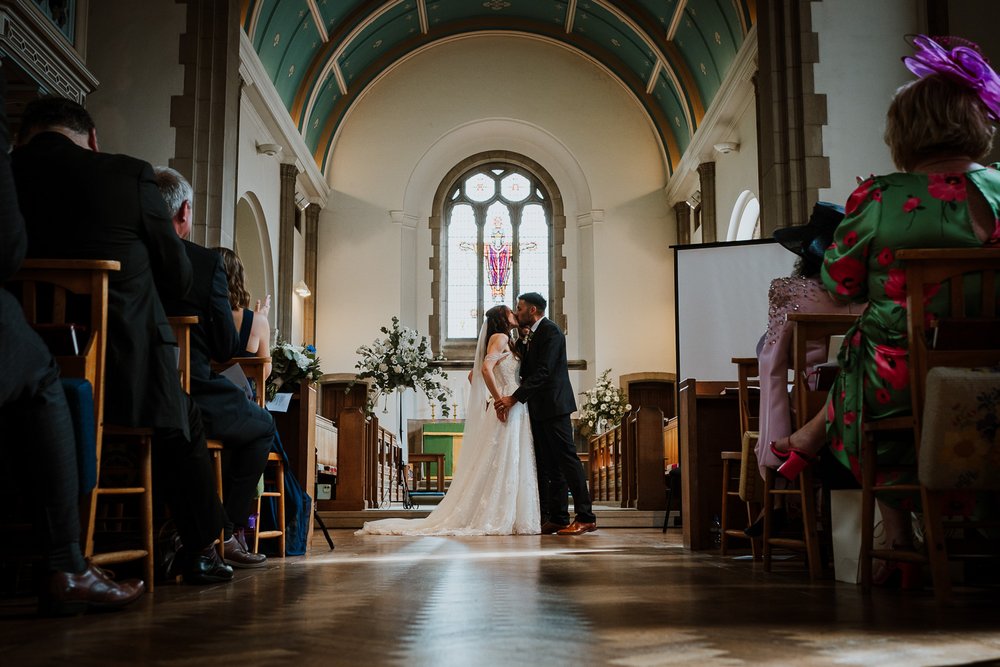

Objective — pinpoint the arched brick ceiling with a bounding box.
[241,0,755,175]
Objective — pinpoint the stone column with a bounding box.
[755,0,829,236]
[171,0,241,247]
[303,203,321,346]
[696,162,717,243]
[276,162,299,338]
[673,202,692,245]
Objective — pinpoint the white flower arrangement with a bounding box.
[351,316,453,417]
[266,338,322,401]
[578,369,631,437]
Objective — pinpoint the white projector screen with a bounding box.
[674,240,797,382]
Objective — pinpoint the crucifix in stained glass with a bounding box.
[483,202,513,305]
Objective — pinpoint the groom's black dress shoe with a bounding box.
[540,521,569,535]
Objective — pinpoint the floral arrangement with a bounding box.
[351,316,453,417]
[266,338,323,401]
[577,369,631,437]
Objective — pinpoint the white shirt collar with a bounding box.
[530,317,545,333]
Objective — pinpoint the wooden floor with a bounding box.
[2,529,1000,666]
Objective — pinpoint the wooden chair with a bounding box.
[210,355,284,557]
[860,248,1000,602]
[720,358,762,558]
[763,313,857,579]
[10,260,156,590]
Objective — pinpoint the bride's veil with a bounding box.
[456,319,492,476]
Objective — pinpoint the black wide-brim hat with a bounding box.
[772,201,845,260]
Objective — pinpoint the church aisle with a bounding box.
[2,529,999,666]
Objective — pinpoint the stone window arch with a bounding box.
[429,152,566,359]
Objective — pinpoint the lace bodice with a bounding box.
[488,352,520,395]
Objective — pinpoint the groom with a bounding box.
[497,293,597,535]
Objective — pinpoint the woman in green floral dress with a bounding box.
[771,35,1000,558]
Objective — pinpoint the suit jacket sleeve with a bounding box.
[512,323,561,403]
[141,163,192,301]
[0,73,25,282]
[205,254,241,363]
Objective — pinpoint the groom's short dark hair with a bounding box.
[518,292,546,312]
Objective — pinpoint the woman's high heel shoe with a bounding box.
[769,441,816,480]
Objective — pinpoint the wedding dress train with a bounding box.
[356,346,540,536]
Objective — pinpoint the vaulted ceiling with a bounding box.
[240,0,756,174]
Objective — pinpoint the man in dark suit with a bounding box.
[0,75,144,613]
[498,292,596,535]
[154,166,273,568]
[12,97,232,584]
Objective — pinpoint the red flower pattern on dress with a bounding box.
[844,179,874,215]
[927,173,967,202]
[875,387,892,404]
[902,195,921,213]
[874,344,909,390]
[877,247,894,267]
[883,268,907,306]
[843,411,857,427]
[843,231,859,247]
[830,436,845,452]
[827,256,865,296]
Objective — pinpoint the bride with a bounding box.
[357,305,540,536]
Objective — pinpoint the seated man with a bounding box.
[0,77,143,614]
[12,97,232,584]
[154,167,274,568]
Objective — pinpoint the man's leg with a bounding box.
[213,405,274,537]
[546,414,596,524]
[153,394,227,567]
[532,416,571,526]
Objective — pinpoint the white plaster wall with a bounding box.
[713,96,759,233]
[812,0,923,205]
[316,35,670,420]
[234,92,281,330]
[85,0,185,165]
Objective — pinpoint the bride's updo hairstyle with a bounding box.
[484,305,516,356]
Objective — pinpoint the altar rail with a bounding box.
[587,407,667,509]
[316,408,402,510]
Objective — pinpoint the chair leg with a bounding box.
[213,450,224,558]
[720,458,731,556]
[276,460,286,557]
[763,468,774,572]
[140,435,154,593]
[253,496,262,554]
[922,487,951,604]
[860,432,877,594]
[746,500,761,560]
[799,469,822,580]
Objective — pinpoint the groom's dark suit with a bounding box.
[513,317,595,525]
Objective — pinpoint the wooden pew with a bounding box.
[588,407,665,509]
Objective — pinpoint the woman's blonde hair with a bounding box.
[884,73,996,172]
[213,247,251,310]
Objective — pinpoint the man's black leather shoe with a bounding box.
[182,545,234,585]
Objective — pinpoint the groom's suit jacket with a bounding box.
[512,317,577,420]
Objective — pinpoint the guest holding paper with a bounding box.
[214,246,272,381]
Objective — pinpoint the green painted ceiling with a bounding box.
[243,0,755,174]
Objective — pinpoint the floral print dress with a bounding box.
[821,166,1000,495]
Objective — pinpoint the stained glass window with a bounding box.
[446,166,551,339]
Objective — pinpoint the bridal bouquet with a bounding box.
[578,369,631,437]
[351,316,453,417]
[266,338,323,401]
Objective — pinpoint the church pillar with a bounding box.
[696,162,717,243]
[171,0,241,248]
[303,203,321,346]
[276,162,299,339]
[755,0,829,236]
[673,202,691,245]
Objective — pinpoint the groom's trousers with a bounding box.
[530,413,596,525]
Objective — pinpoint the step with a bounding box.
[317,505,681,529]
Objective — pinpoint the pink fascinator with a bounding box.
[903,34,1000,121]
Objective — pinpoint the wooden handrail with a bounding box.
[20,259,121,271]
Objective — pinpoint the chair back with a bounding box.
[212,357,271,408]
[167,316,199,393]
[787,312,859,429]
[9,259,120,459]
[897,248,1000,487]
[731,357,760,435]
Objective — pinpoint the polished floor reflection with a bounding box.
[2,529,1000,666]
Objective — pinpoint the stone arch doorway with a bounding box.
[234,193,275,311]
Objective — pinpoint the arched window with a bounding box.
[446,165,550,338]
[430,153,565,358]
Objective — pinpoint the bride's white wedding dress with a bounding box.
[356,346,540,536]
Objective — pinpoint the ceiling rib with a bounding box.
[565,0,577,33]
[645,59,661,94]
[418,0,429,34]
[666,0,687,41]
[307,0,329,42]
